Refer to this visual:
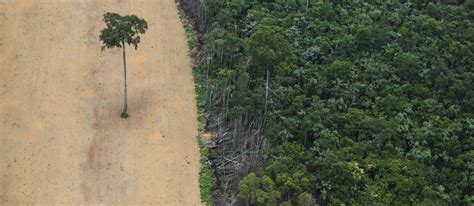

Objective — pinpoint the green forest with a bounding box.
[183,0,474,205]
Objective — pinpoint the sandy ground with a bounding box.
[0,0,200,205]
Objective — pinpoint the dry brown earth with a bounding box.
[0,0,200,205]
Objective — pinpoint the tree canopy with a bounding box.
[99,12,148,50]
[246,25,292,71]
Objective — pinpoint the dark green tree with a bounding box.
[245,26,292,122]
[99,12,148,118]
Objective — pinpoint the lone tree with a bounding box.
[99,12,148,118]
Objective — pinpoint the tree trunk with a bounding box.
[122,40,128,113]
[263,68,270,123]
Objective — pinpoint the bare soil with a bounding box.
[0,0,200,205]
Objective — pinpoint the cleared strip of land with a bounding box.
[0,1,200,205]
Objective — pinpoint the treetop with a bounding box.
[99,12,148,50]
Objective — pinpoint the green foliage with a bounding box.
[177,7,198,58]
[239,173,281,206]
[120,112,129,119]
[198,138,214,204]
[246,25,292,71]
[297,192,317,206]
[99,12,148,50]
[199,0,474,205]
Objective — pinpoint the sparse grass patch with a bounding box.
[198,137,213,204]
[192,65,208,130]
[177,3,214,204]
[177,5,198,60]
[177,7,207,130]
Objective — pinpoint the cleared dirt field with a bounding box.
[0,0,200,205]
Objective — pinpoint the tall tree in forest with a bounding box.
[99,12,148,118]
[246,26,291,122]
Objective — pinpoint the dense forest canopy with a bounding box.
[191,0,473,205]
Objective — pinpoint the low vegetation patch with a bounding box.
[120,112,129,119]
[177,4,199,60]
[177,2,214,204]
[198,137,213,204]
